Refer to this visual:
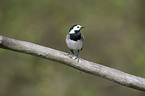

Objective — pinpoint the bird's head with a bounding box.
[69,24,85,34]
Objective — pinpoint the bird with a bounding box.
[65,24,85,73]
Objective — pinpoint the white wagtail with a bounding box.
[65,24,85,73]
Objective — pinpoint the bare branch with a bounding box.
[0,35,145,91]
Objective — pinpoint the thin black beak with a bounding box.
[81,26,85,28]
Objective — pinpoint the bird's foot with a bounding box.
[72,56,77,60]
[67,53,75,59]
[67,54,79,62]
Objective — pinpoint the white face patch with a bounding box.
[69,30,75,34]
[73,25,82,31]
[69,25,82,34]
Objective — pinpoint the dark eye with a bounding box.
[77,26,79,28]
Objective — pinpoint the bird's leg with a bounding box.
[70,49,77,60]
[68,49,76,59]
[67,52,72,57]
[70,49,74,54]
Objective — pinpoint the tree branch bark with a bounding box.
[0,35,145,91]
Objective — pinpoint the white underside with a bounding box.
[66,39,83,50]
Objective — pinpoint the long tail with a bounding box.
[74,50,82,74]
[77,70,82,74]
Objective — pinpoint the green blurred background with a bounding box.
[0,0,145,96]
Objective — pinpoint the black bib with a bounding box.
[70,32,81,41]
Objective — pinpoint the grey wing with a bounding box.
[81,34,84,50]
[81,34,84,41]
[65,34,70,42]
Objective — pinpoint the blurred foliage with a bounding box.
[0,0,145,96]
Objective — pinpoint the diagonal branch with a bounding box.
[0,35,145,91]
